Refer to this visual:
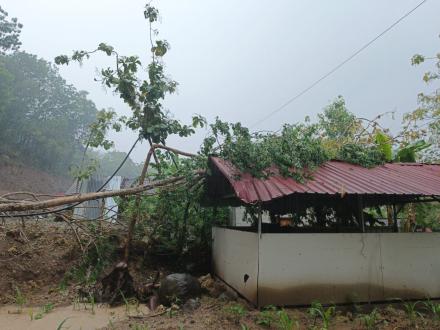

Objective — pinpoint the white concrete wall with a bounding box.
[379,234,440,299]
[258,233,383,306]
[212,227,258,304]
[212,228,440,306]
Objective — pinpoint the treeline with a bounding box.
[89,150,143,179]
[0,52,98,175]
[0,7,142,178]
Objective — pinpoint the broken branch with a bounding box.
[0,172,204,213]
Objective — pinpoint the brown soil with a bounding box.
[102,298,440,330]
[0,220,80,306]
[1,220,439,330]
[0,160,71,195]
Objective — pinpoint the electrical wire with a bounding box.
[250,0,428,129]
[0,136,141,218]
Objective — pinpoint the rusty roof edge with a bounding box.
[208,156,440,204]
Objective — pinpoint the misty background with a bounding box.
[3,0,439,163]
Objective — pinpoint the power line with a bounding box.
[250,0,428,129]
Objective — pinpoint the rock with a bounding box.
[211,281,227,297]
[183,298,201,312]
[199,274,215,291]
[218,288,238,301]
[158,273,201,305]
[199,274,227,297]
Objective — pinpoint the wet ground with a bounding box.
[0,304,129,330]
[2,220,440,329]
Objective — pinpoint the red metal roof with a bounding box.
[209,157,440,204]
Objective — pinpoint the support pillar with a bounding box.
[393,204,399,232]
[358,196,365,232]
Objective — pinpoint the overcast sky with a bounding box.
[3,0,439,162]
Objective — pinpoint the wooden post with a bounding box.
[393,204,399,232]
[258,208,262,238]
[358,196,365,232]
[99,198,105,234]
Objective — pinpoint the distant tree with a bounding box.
[317,96,392,162]
[318,95,358,141]
[0,6,22,54]
[401,37,440,162]
[95,151,142,178]
[0,52,99,174]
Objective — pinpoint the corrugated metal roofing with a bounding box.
[209,157,440,204]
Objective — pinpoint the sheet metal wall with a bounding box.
[212,227,258,304]
[212,228,440,306]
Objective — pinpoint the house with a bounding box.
[206,157,440,306]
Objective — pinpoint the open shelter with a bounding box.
[206,156,440,306]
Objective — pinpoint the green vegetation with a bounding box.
[120,289,140,315]
[359,308,380,330]
[402,301,423,326]
[62,226,117,286]
[0,6,134,179]
[255,305,299,329]
[308,301,335,330]
[0,4,438,321]
[423,299,440,321]
[118,152,228,257]
[92,150,143,178]
[405,46,440,161]
[256,305,277,327]
[0,6,22,54]
[0,51,101,175]
[9,286,26,313]
[34,302,54,320]
[56,318,71,330]
[200,96,393,183]
[277,309,299,330]
[225,303,248,324]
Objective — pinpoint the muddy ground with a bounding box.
[0,219,80,306]
[0,159,71,195]
[1,220,440,329]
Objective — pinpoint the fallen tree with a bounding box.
[0,173,202,213]
[0,143,199,214]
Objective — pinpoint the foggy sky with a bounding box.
[3,0,440,162]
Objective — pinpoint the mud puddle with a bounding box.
[0,304,136,330]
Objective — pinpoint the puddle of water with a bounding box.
[0,304,137,330]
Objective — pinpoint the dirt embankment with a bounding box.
[1,221,440,329]
[0,221,80,306]
[0,159,71,195]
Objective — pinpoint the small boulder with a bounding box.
[212,282,227,297]
[183,298,201,312]
[199,274,215,290]
[218,288,238,301]
[158,273,201,305]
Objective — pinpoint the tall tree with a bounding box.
[402,38,440,162]
[0,6,22,54]
[0,52,99,174]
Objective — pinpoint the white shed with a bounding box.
[207,157,440,306]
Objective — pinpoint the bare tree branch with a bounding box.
[0,172,204,213]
